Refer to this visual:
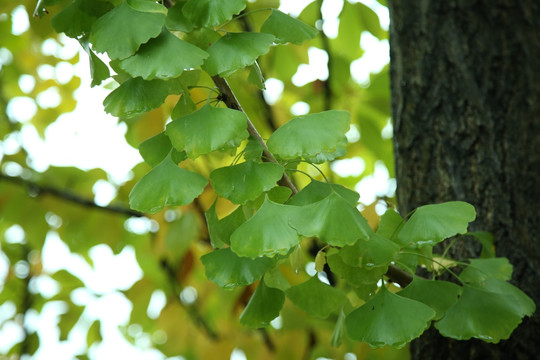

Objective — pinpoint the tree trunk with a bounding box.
[387,1,540,359]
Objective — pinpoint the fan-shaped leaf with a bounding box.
[240,279,285,328]
[398,277,462,320]
[165,2,194,32]
[267,110,350,161]
[285,276,347,318]
[166,104,249,158]
[230,197,300,258]
[327,250,387,287]
[182,0,246,28]
[287,179,359,207]
[79,37,110,87]
[129,153,207,214]
[261,9,318,45]
[205,202,246,248]
[345,286,435,348]
[52,0,112,38]
[435,284,533,342]
[459,258,513,283]
[138,132,172,167]
[340,233,400,268]
[210,161,284,204]
[397,201,476,247]
[203,32,275,77]
[103,77,170,118]
[201,248,273,289]
[90,2,166,60]
[376,209,403,240]
[289,192,372,246]
[119,29,208,80]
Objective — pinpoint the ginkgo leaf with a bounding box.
[434,284,533,342]
[165,2,194,32]
[326,250,387,287]
[345,286,436,348]
[267,110,350,161]
[129,153,207,214]
[285,276,347,318]
[230,197,300,258]
[339,233,400,268]
[376,209,403,240]
[201,248,273,289]
[248,62,265,90]
[166,104,249,158]
[103,77,170,118]
[307,136,348,164]
[203,32,275,77]
[398,277,462,320]
[51,0,112,38]
[459,258,513,283]
[182,0,246,28]
[397,201,476,247]
[138,132,172,167]
[119,29,208,80]
[240,279,285,328]
[90,1,166,60]
[475,278,535,317]
[260,9,318,45]
[210,161,284,204]
[204,202,246,248]
[79,37,110,87]
[289,192,372,246]
[263,267,290,291]
[287,180,359,207]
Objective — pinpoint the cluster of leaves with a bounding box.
[0,0,534,358]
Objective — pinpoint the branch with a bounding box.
[212,76,298,194]
[0,173,144,218]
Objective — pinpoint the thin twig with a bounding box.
[211,76,298,194]
[0,173,144,217]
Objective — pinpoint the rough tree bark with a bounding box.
[387,1,540,359]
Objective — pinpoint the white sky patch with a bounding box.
[6,97,37,123]
[355,161,396,204]
[321,0,344,38]
[263,78,284,105]
[278,0,314,17]
[292,47,329,87]
[331,157,365,177]
[290,101,310,116]
[351,32,389,85]
[11,5,29,35]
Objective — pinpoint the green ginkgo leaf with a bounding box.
[166,104,249,158]
[51,0,112,38]
[475,277,535,317]
[398,277,462,320]
[165,1,194,32]
[230,197,300,258]
[90,1,166,60]
[119,29,208,80]
[79,37,110,87]
[203,32,275,77]
[103,77,170,118]
[240,279,285,328]
[129,153,207,214]
[459,258,513,283]
[285,276,347,319]
[289,192,372,246]
[201,248,274,289]
[376,209,404,240]
[340,233,400,268]
[138,132,172,167]
[287,180,359,207]
[267,110,350,161]
[345,286,436,348]
[397,201,476,247]
[204,202,246,248]
[326,250,387,287]
[210,161,284,204]
[434,284,533,342]
[182,0,246,28]
[260,9,318,45]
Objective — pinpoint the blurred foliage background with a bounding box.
[0,0,402,359]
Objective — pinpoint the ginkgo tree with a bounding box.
[0,0,535,358]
